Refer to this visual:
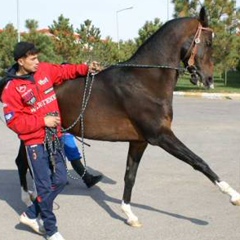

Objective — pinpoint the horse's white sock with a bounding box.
[216,181,240,204]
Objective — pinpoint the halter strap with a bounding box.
[187,23,213,67]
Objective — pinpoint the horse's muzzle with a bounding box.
[189,70,214,89]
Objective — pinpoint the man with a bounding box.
[1,41,98,240]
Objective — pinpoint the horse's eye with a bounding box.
[206,40,212,47]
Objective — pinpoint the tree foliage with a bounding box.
[23,19,59,63]
[0,3,239,78]
[135,18,163,47]
[49,14,81,63]
[0,24,17,75]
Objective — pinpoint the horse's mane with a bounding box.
[140,6,208,51]
[130,16,197,60]
[124,17,197,62]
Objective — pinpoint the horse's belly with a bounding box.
[84,118,144,141]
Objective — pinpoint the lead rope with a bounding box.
[79,72,95,178]
[44,112,67,173]
[62,72,96,180]
[61,73,95,133]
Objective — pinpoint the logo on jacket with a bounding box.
[16,85,27,93]
[4,112,14,123]
[38,77,49,85]
[44,87,54,95]
[22,89,36,105]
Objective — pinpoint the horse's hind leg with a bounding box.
[154,127,240,205]
[121,141,147,227]
[15,141,33,206]
[15,141,28,191]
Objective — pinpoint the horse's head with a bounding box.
[182,7,214,89]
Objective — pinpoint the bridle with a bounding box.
[181,23,213,84]
[186,23,213,68]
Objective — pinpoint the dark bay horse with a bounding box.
[4,7,240,227]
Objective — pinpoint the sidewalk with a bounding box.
[174,91,240,99]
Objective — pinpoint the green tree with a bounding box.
[116,39,137,62]
[49,15,81,63]
[25,19,38,32]
[75,19,102,62]
[22,19,59,63]
[172,0,198,17]
[135,18,163,48]
[86,37,119,65]
[115,18,162,63]
[0,24,17,75]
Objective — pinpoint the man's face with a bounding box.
[18,54,39,74]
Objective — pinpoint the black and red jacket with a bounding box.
[2,62,88,145]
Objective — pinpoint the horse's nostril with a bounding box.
[208,77,214,89]
[208,77,213,84]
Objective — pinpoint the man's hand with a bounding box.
[89,61,103,74]
[44,115,60,128]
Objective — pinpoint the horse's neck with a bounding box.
[131,19,198,66]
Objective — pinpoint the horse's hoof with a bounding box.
[231,198,240,206]
[126,220,143,228]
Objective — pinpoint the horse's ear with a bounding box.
[199,6,208,27]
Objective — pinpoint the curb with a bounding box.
[174,91,240,100]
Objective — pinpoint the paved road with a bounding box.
[1,96,240,240]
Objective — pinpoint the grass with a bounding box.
[175,70,240,93]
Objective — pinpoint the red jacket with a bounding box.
[2,62,88,145]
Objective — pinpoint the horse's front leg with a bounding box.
[153,127,240,206]
[121,141,148,227]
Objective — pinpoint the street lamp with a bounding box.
[17,0,21,42]
[167,0,169,20]
[116,6,133,50]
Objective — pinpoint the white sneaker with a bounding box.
[47,232,65,240]
[20,212,46,235]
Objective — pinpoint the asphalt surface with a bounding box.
[1,95,240,240]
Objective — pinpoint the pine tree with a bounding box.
[135,18,163,48]
[22,19,60,63]
[75,19,102,63]
[0,24,17,75]
[49,15,81,63]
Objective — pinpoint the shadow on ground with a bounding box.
[0,169,208,226]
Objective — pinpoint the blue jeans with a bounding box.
[25,143,67,236]
[63,133,82,161]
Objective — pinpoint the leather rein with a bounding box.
[113,23,213,74]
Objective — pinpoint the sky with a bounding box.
[0,0,173,41]
[0,0,240,42]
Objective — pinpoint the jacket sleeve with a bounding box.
[2,83,45,135]
[42,62,89,85]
